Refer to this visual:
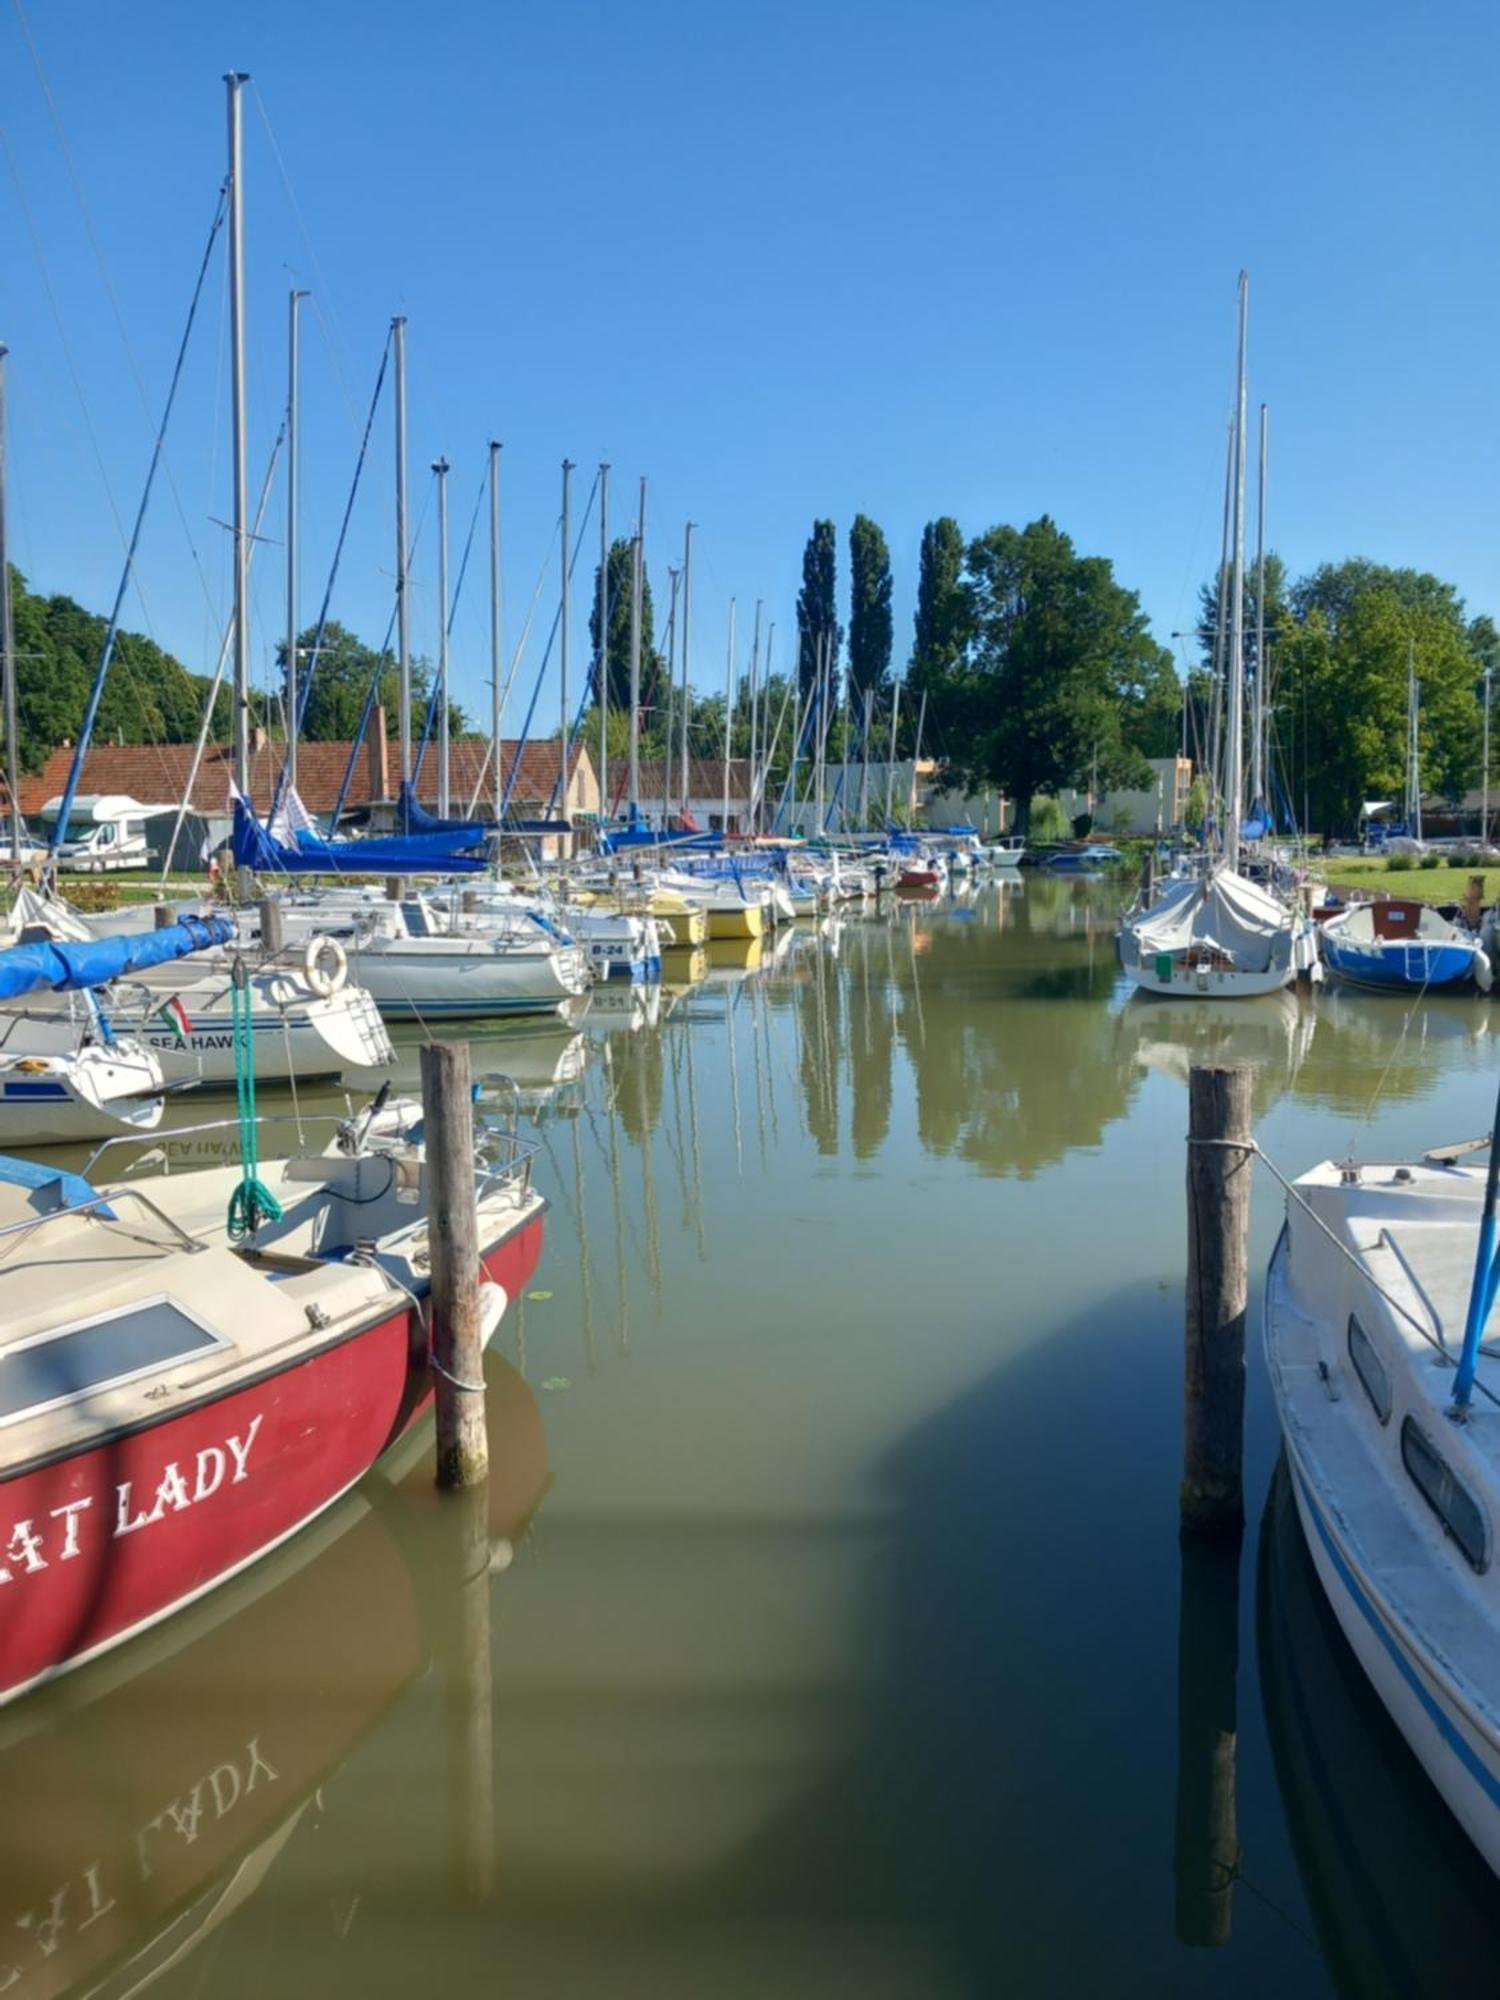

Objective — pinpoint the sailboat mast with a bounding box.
[760,623,776,833]
[560,459,573,846]
[1208,419,1233,841]
[596,462,609,831]
[629,476,645,815]
[488,440,503,827]
[1252,401,1268,817]
[285,287,306,791]
[1225,271,1249,874]
[723,597,737,836]
[225,73,251,801]
[887,679,902,826]
[747,600,762,840]
[664,565,680,827]
[679,523,693,823]
[0,347,19,868]
[393,315,411,786]
[1408,635,1422,842]
[433,454,450,817]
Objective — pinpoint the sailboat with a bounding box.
[1118,274,1315,999]
[1265,1072,1500,1880]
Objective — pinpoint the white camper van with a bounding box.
[38,794,168,872]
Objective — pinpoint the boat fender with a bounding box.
[303,936,347,998]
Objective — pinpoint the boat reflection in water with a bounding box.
[0,1359,548,2000]
[1258,1458,1500,1998]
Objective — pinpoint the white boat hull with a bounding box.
[346,939,591,1020]
[0,1046,164,1145]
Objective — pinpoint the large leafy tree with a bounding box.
[588,537,661,716]
[945,517,1166,828]
[8,566,230,775]
[796,520,841,698]
[285,621,458,744]
[910,516,967,693]
[846,514,893,706]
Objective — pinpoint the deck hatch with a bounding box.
[1400,1417,1490,1572]
[0,1297,224,1426]
[1347,1313,1392,1424]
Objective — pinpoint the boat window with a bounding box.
[0,1298,223,1426]
[1401,1418,1489,1573]
[1347,1314,1392,1423]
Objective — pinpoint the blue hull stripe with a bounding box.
[1291,1457,1500,1811]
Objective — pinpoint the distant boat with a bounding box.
[1044,843,1122,874]
[1264,1105,1500,1880]
[1319,897,1491,993]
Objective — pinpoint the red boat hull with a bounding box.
[0,1210,543,1705]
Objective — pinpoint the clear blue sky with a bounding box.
[3,0,1496,748]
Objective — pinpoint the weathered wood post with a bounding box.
[1183,1065,1252,1534]
[1139,844,1156,904]
[153,901,175,930]
[461,887,480,916]
[420,1039,488,1488]
[257,895,284,957]
[443,1481,495,1903]
[385,874,408,903]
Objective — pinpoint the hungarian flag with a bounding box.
[155,995,193,1045]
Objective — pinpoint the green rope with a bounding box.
[226,958,283,1240]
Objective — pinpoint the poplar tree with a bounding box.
[847,515,893,704]
[910,517,967,691]
[796,520,842,698]
[588,538,657,713]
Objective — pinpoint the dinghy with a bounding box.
[1265,1100,1500,1879]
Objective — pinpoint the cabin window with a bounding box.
[1347,1314,1392,1423]
[1401,1418,1490,1573]
[0,1298,223,1426]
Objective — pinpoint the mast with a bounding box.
[393,315,411,785]
[433,454,450,816]
[858,686,873,831]
[1224,271,1249,874]
[488,440,503,826]
[1208,419,1234,839]
[1408,635,1422,842]
[284,286,306,790]
[747,600,762,839]
[1252,401,1268,818]
[225,73,251,802]
[759,623,776,832]
[723,597,736,836]
[596,462,609,831]
[887,679,902,825]
[664,565,680,827]
[0,347,18,869]
[629,476,645,816]
[560,459,573,846]
[679,522,693,823]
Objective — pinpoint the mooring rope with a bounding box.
[226,958,284,1240]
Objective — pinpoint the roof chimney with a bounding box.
[368,703,390,803]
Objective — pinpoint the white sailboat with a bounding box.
[1266,1095,1500,1879]
[1118,273,1313,998]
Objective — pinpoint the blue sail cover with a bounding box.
[397,781,572,842]
[0,915,233,1002]
[233,796,492,877]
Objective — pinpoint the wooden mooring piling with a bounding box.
[419,1039,489,1489]
[1182,1064,1252,1536]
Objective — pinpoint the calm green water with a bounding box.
[9,876,1500,1998]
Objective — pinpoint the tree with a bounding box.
[286,621,459,744]
[7,566,230,774]
[946,517,1163,829]
[796,520,841,699]
[588,538,660,716]
[910,517,967,691]
[847,515,893,706]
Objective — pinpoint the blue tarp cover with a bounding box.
[233,798,491,877]
[0,915,233,1002]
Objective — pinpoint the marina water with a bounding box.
[9,873,1500,1998]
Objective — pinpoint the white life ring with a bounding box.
[303,935,347,999]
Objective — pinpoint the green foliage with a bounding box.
[942,516,1162,829]
[847,515,893,705]
[9,566,229,775]
[587,538,663,716]
[1071,811,1094,837]
[1029,795,1070,840]
[910,517,968,694]
[1421,850,1443,869]
[285,622,463,743]
[796,520,841,697]
[1184,775,1209,832]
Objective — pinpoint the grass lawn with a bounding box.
[1319,858,1498,905]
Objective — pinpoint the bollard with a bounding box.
[420,1040,488,1488]
[386,875,408,903]
[153,901,175,930]
[257,896,284,956]
[1183,1065,1252,1534]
